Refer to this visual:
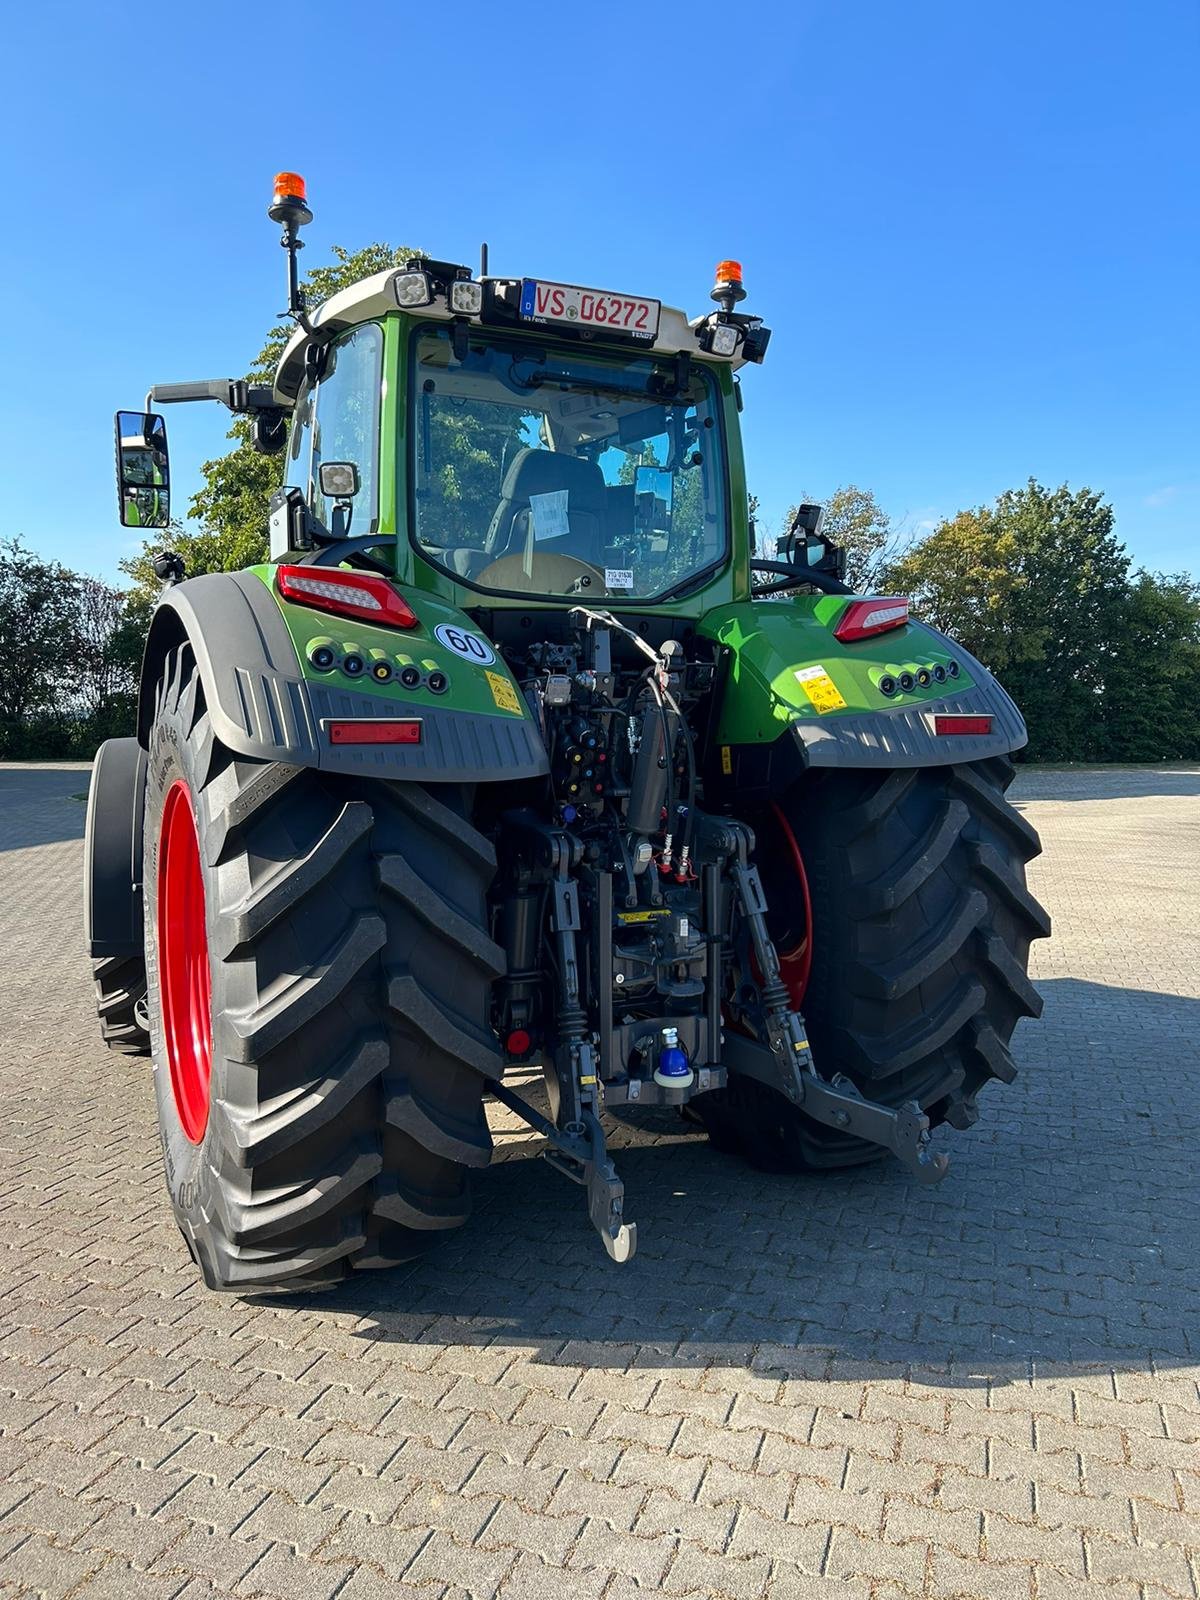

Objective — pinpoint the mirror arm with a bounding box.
[145,380,283,415]
[749,559,854,596]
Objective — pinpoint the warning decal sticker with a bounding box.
[794,664,847,714]
[485,670,522,713]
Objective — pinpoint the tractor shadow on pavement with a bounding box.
[301,977,1200,1393]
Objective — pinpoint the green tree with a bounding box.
[0,539,82,751]
[885,480,1131,761]
[883,506,1036,670]
[122,243,418,600]
[1104,570,1200,761]
[75,576,137,722]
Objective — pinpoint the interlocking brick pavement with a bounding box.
[1,759,1198,1599]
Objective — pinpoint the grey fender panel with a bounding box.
[792,629,1028,770]
[84,737,147,958]
[140,571,549,781]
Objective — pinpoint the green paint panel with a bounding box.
[249,566,530,722]
[698,597,976,744]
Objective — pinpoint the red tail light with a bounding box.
[326,719,422,745]
[934,715,992,736]
[832,597,909,642]
[276,565,418,629]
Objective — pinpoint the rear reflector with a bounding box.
[833,597,909,642]
[934,715,992,736]
[327,719,422,745]
[276,564,419,629]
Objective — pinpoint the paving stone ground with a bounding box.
[1,760,1198,1600]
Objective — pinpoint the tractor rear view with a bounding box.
[84,175,1048,1290]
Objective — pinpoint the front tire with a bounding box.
[696,757,1050,1170]
[143,647,504,1292]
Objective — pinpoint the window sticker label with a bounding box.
[485,670,521,713]
[530,490,569,541]
[794,663,847,714]
[433,623,495,666]
[605,568,634,589]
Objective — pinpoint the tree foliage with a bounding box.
[883,480,1198,762]
[1103,570,1200,761]
[0,539,81,730]
[0,539,136,757]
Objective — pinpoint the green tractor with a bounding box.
[86,174,1048,1290]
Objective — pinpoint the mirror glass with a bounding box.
[633,465,673,538]
[115,411,170,528]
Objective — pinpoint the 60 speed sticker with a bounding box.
[434,623,495,666]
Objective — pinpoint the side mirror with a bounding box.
[633,465,672,534]
[115,411,170,529]
[778,502,844,578]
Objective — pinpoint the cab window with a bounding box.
[311,323,384,534]
[287,379,314,497]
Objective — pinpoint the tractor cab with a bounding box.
[120,173,775,624]
[264,241,771,615]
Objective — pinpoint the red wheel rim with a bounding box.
[770,802,814,1009]
[157,780,212,1144]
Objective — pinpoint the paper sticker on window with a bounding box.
[530,490,569,541]
[605,568,634,589]
[795,663,847,714]
[485,670,522,713]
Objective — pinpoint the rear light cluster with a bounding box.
[833,597,909,643]
[276,564,419,629]
[878,660,959,697]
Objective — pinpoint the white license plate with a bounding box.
[519,280,660,342]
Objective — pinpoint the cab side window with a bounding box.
[287,379,315,498]
[312,324,384,534]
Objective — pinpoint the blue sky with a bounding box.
[2,0,1196,582]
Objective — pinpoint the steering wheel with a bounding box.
[473,551,609,596]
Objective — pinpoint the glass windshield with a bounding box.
[409,325,726,601]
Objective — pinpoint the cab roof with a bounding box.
[272,267,746,405]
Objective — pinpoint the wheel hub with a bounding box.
[157,780,212,1143]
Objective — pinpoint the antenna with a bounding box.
[479,241,489,278]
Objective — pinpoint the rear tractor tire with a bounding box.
[142,646,504,1292]
[694,757,1050,1171]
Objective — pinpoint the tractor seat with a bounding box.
[446,450,608,578]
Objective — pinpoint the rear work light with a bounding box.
[832,597,910,642]
[276,565,419,629]
[326,719,423,745]
[934,715,992,736]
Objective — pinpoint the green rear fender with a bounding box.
[698,596,1028,782]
